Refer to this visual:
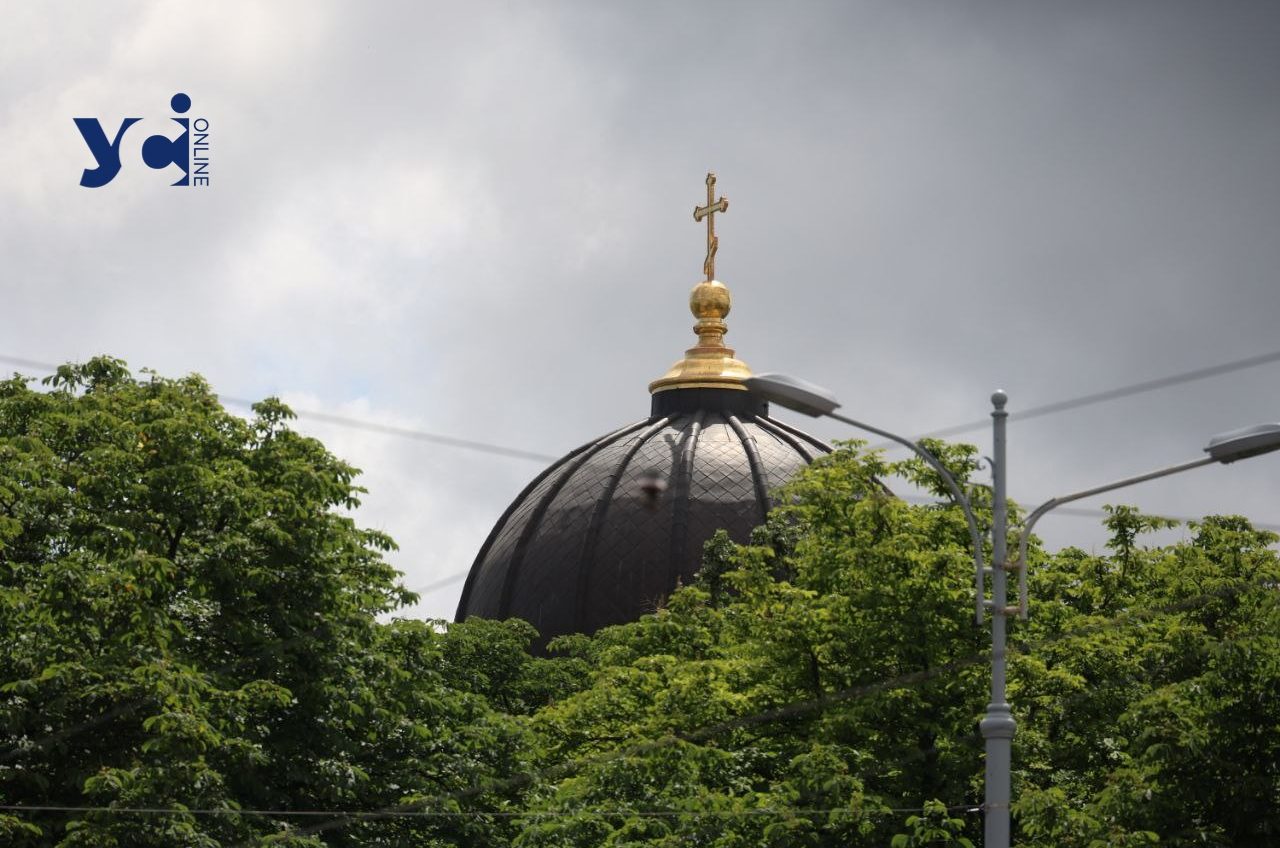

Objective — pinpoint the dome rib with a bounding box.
[758,415,832,458]
[726,413,770,525]
[571,416,672,635]
[456,451,580,617]
[667,409,705,591]
[754,415,817,462]
[494,418,651,616]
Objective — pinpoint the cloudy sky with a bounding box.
[4,1,1280,619]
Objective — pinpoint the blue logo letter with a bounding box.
[73,117,141,187]
[142,93,191,187]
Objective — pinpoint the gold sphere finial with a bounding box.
[649,173,752,394]
[690,279,731,319]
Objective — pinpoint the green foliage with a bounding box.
[1012,507,1280,847]
[5,358,1280,847]
[0,359,543,847]
[892,799,975,847]
[509,444,991,845]
[506,441,1280,847]
[435,617,590,715]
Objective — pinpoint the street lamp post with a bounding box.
[1005,422,1280,617]
[744,373,1280,848]
[982,391,1015,848]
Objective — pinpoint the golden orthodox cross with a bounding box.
[693,172,729,281]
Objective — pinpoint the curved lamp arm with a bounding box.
[829,411,988,624]
[1010,455,1215,617]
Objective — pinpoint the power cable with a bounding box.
[7,350,1277,605]
[5,349,1277,614]
[897,494,1280,533]
[406,571,470,594]
[0,624,334,766]
[910,347,1280,442]
[0,354,558,464]
[404,494,1280,604]
[9,347,1280,463]
[3,482,1263,775]
[6,352,1277,534]
[226,576,1274,845]
[0,803,977,819]
[218,398,559,463]
[0,572,1267,835]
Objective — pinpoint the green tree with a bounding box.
[508,443,1280,847]
[513,444,990,846]
[0,358,534,847]
[7,358,1280,847]
[1012,508,1280,847]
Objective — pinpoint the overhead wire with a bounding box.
[6,350,1279,601]
[3,576,1263,835]
[2,466,1263,786]
[909,347,1280,442]
[216,400,560,463]
[0,803,977,819]
[0,497,1129,769]
[0,354,558,464]
[404,497,1280,599]
[228,574,1280,844]
[895,494,1280,533]
[0,624,337,766]
[7,346,1280,464]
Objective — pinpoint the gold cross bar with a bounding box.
[693,172,729,281]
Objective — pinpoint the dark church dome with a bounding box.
[455,388,828,645]
[455,173,830,646]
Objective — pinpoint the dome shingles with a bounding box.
[455,391,829,648]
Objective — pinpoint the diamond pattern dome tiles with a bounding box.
[455,389,830,650]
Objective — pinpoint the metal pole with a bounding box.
[981,390,1014,848]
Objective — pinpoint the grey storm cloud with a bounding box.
[3,1,1280,618]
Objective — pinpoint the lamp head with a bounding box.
[743,373,841,417]
[1205,423,1280,464]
